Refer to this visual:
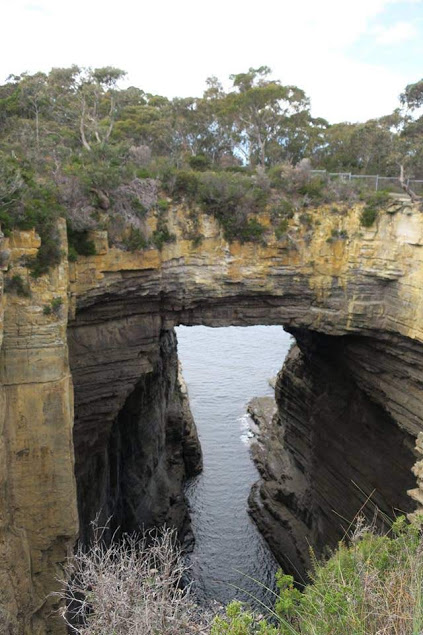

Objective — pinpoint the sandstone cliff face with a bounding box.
[0,222,77,634]
[2,198,423,632]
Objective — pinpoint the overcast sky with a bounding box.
[1,0,422,123]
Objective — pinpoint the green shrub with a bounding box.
[162,169,200,200]
[68,246,78,262]
[67,225,96,257]
[28,232,62,277]
[43,298,63,316]
[360,190,391,228]
[362,190,391,208]
[66,144,130,192]
[0,210,12,236]
[328,228,348,241]
[191,233,203,248]
[299,213,312,228]
[188,154,211,171]
[51,297,63,313]
[360,206,378,227]
[212,516,423,635]
[211,601,279,634]
[197,171,269,242]
[275,219,289,239]
[0,154,63,276]
[239,217,266,244]
[267,164,287,189]
[271,200,295,219]
[223,165,252,174]
[131,196,148,218]
[157,198,170,212]
[299,177,325,202]
[152,214,176,251]
[123,227,148,251]
[135,168,151,179]
[4,274,30,297]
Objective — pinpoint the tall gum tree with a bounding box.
[227,66,311,167]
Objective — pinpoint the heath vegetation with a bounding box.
[0,66,422,275]
[55,515,423,634]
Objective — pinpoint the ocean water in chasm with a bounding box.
[176,325,293,608]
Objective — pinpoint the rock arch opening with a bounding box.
[68,309,417,588]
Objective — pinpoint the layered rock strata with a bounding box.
[249,331,417,581]
[2,198,423,632]
[0,222,77,634]
[71,325,202,544]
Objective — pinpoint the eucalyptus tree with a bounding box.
[226,66,311,167]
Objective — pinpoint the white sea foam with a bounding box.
[238,413,255,445]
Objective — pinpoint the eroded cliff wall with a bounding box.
[249,330,417,580]
[2,197,423,632]
[71,324,202,543]
[0,222,77,634]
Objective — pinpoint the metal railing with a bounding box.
[310,170,423,195]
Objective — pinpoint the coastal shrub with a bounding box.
[213,515,423,635]
[360,206,378,227]
[152,214,176,251]
[161,169,200,200]
[54,524,212,634]
[275,219,289,239]
[298,177,325,202]
[197,171,268,242]
[43,297,63,316]
[53,512,423,635]
[360,190,391,227]
[189,154,211,171]
[67,225,96,257]
[123,226,148,251]
[4,274,30,297]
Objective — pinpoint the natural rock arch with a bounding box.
[1,201,423,632]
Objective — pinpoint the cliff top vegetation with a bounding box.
[56,515,423,634]
[0,65,422,273]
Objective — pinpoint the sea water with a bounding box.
[176,325,292,607]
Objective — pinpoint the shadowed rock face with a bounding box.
[71,327,202,545]
[249,330,417,581]
[2,200,423,632]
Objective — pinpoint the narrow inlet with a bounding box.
[176,324,292,607]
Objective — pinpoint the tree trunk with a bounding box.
[399,164,421,202]
[80,98,92,152]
